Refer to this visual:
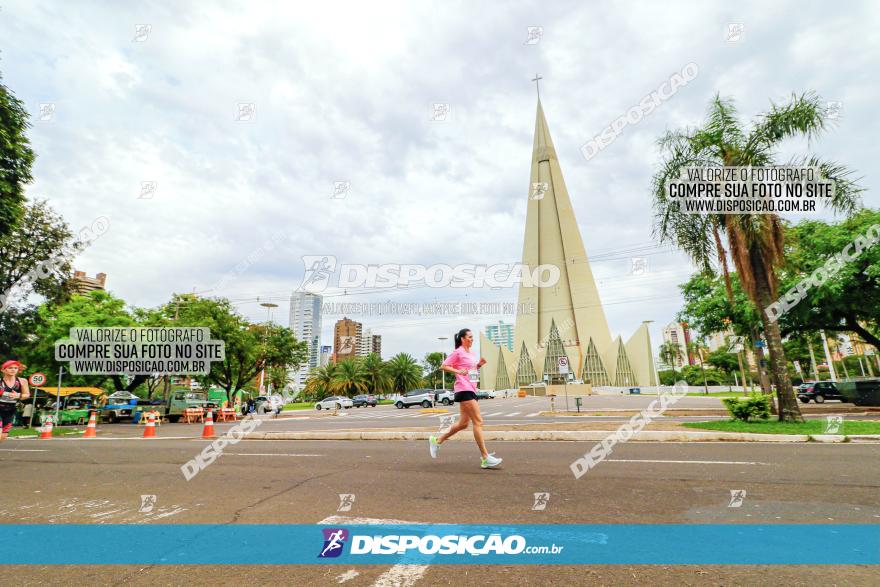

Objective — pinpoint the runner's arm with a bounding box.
[19,378,30,401]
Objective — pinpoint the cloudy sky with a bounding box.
[3,0,878,361]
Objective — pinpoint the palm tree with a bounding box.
[361,353,392,395]
[688,339,709,394]
[332,359,368,397]
[653,92,863,421]
[304,363,338,401]
[659,341,683,379]
[385,353,423,393]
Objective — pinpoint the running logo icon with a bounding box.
[532,492,550,511]
[318,528,349,558]
[299,255,337,293]
[728,489,746,508]
[337,494,356,512]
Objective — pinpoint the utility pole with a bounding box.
[438,337,448,390]
[820,330,837,381]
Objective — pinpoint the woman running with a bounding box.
[429,329,502,468]
[1,360,30,443]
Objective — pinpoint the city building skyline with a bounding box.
[289,291,322,388]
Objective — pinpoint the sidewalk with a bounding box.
[244,420,880,444]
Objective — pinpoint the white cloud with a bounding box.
[3,0,877,362]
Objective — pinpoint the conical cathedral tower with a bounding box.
[480,97,656,390]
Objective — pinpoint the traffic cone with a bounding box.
[83,411,98,438]
[201,409,215,439]
[39,417,53,439]
[142,413,157,438]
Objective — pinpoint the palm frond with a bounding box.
[788,155,865,216]
[746,91,826,156]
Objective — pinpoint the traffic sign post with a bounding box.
[558,357,570,412]
[27,373,45,429]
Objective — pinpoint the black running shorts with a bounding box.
[454,391,477,403]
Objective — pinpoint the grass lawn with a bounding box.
[8,426,84,438]
[683,420,880,435]
[282,402,316,411]
[685,392,747,398]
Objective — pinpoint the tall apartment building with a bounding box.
[357,328,382,358]
[485,320,514,352]
[70,271,107,294]
[661,321,693,368]
[289,291,322,388]
[334,317,362,362]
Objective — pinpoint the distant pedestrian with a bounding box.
[1,360,31,442]
[428,329,502,469]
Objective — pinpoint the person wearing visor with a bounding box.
[1,360,30,442]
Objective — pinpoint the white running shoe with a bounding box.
[481,453,502,468]
[429,435,440,459]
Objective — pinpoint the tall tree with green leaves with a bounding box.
[658,341,683,379]
[0,75,35,233]
[304,363,339,401]
[776,209,880,350]
[361,353,392,395]
[24,290,145,392]
[332,359,368,397]
[423,351,445,388]
[386,353,423,393]
[653,92,864,421]
[0,200,81,309]
[173,295,307,406]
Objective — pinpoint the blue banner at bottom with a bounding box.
[2,524,878,565]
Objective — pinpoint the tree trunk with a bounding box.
[750,326,772,394]
[752,261,803,422]
[714,226,751,395]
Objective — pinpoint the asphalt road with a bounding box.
[44,395,873,437]
[2,436,878,585]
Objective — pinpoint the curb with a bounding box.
[244,430,820,442]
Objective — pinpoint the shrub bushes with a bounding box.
[722,394,772,422]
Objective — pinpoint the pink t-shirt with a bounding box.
[442,346,478,392]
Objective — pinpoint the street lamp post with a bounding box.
[438,337,448,390]
[259,302,279,394]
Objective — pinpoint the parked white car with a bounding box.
[315,396,353,410]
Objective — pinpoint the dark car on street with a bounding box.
[352,394,377,407]
[797,381,843,403]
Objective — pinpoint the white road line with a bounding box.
[505,412,521,417]
[482,412,505,417]
[606,459,771,465]
[514,403,537,407]
[318,515,430,587]
[0,449,48,452]
[525,412,542,417]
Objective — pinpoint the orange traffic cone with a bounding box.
[143,413,157,438]
[83,411,98,438]
[202,409,215,439]
[39,417,53,439]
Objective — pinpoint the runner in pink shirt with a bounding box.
[429,329,502,468]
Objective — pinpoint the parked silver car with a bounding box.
[394,389,435,409]
[315,396,353,410]
[434,389,455,405]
